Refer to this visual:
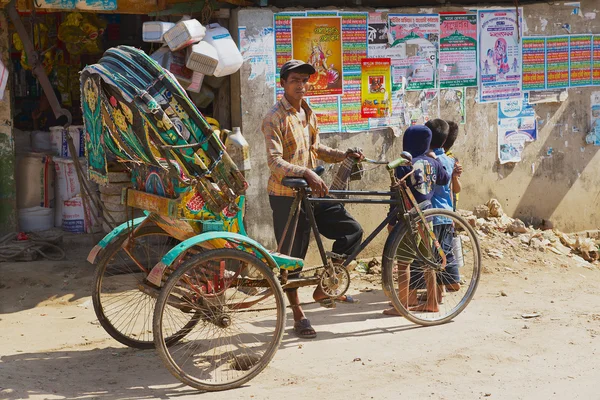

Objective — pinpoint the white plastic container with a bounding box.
[185,41,219,75]
[143,21,175,43]
[202,23,243,77]
[16,152,55,209]
[164,19,206,52]
[19,207,54,232]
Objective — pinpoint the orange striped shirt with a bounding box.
[262,96,345,197]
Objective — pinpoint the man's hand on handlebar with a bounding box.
[303,168,329,197]
[346,148,365,161]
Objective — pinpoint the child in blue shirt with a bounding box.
[384,125,450,316]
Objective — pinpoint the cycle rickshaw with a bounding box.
[83,46,481,392]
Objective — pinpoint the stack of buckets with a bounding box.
[19,126,101,233]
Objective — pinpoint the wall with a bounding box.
[0,11,15,234]
[235,2,600,265]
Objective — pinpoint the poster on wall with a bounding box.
[497,94,537,164]
[35,0,116,10]
[368,12,406,59]
[361,58,392,118]
[291,16,343,97]
[439,14,477,88]
[238,27,276,88]
[477,9,523,103]
[594,36,600,86]
[569,35,592,87]
[546,36,570,89]
[586,92,600,146]
[522,37,546,91]
[387,14,440,90]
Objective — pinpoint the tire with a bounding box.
[382,209,481,326]
[153,248,286,392]
[92,226,191,349]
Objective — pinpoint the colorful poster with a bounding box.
[546,36,570,89]
[341,74,369,131]
[368,12,406,59]
[439,14,477,88]
[361,58,392,118]
[387,14,440,90]
[594,36,600,86]
[275,12,305,99]
[522,37,546,90]
[238,27,276,88]
[341,12,368,74]
[477,9,523,103]
[307,96,341,132]
[569,35,592,87]
[291,16,343,97]
[586,91,600,146]
[497,94,537,164]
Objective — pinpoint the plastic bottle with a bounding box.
[224,127,251,171]
[202,23,243,77]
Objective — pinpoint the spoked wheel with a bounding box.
[92,226,195,349]
[153,248,286,392]
[384,209,481,326]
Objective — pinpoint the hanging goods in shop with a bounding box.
[143,21,175,43]
[80,46,247,218]
[58,12,107,55]
[164,19,206,52]
[186,41,219,75]
[202,23,243,77]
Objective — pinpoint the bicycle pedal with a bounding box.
[325,251,347,261]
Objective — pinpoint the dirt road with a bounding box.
[1,245,599,400]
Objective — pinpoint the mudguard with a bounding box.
[86,216,148,264]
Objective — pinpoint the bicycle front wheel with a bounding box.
[383,208,481,326]
[153,248,286,392]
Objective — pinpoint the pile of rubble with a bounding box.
[460,199,600,266]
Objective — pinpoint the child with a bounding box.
[430,120,463,292]
[444,121,462,209]
[383,125,450,316]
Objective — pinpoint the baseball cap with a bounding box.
[280,59,316,79]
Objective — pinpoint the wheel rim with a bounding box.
[391,210,481,325]
[155,249,285,390]
[95,229,180,346]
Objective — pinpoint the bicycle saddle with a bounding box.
[282,166,324,188]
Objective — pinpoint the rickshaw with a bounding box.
[83,46,481,392]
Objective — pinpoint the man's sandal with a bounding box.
[293,318,317,339]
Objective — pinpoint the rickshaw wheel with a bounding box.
[153,248,286,391]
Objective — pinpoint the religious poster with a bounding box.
[569,35,593,87]
[439,13,477,88]
[546,36,570,89]
[387,14,440,90]
[291,16,343,97]
[497,94,537,164]
[477,9,523,103]
[361,58,392,118]
[522,37,546,91]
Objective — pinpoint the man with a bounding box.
[262,60,364,339]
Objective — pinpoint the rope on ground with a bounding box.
[0,231,66,262]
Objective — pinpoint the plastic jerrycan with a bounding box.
[223,127,251,171]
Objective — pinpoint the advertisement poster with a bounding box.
[387,14,440,90]
[361,58,392,118]
[341,12,368,74]
[497,94,537,164]
[522,37,546,90]
[586,91,600,146]
[477,9,523,103]
[569,35,592,87]
[341,74,369,131]
[367,12,406,59]
[306,96,341,132]
[592,36,600,86]
[291,16,343,97]
[439,14,478,88]
[546,36,570,89]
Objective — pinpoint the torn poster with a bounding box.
[238,27,275,87]
[442,88,466,125]
[586,91,600,146]
[528,89,568,104]
[0,59,8,101]
[387,14,440,90]
[498,93,537,164]
[477,9,523,103]
[368,12,406,59]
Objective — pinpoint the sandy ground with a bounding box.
[1,241,600,400]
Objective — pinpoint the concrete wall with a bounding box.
[0,11,16,234]
[235,3,600,265]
